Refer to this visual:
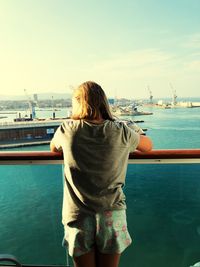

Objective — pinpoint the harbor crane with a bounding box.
[24,89,36,119]
[148,86,153,104]
[170,83,177,105]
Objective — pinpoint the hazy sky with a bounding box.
[0,0,200,99]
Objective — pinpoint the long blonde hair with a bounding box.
[71,81,114,121]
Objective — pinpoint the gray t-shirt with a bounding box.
[52,119,140,224]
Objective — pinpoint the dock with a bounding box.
[0,140,50,149]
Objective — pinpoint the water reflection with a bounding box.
[0,163,200,267]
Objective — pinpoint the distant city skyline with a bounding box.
[0,0,200,99]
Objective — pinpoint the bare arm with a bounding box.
[50,140,61,152]
[136,135,153,152]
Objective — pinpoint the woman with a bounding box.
[50,81,152,267]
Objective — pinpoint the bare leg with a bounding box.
[96,249,121,267]
[73,249,96,267]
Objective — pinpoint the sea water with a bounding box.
[0,103,200,267]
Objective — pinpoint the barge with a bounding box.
[0,118,64,148]
[0,117,147,148]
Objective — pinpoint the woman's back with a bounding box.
[52,118,140,223]
[50,81,152,267]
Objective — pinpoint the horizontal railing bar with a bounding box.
[129,149,200,159]
[0,149,200,165]
[0,265,68,267]
[128,158,200,164]
[0,254,69,267]
[0,151,63,161]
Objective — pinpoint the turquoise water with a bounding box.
[0,104,200,267]
[131,106,200,149]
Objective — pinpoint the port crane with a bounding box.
[170,83,177,105]
[24,89,36,119]
[148,86,153,104]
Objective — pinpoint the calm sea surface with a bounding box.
[0,101,200,267]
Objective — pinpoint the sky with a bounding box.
[0,0,200,99]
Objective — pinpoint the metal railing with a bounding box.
[0,149,200,165]
[0,254,68,267]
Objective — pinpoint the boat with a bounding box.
[0,97,151,148]
[0,101,67,148]
[0,111,149,148]
[187,102,200,108]
[111,105,153,116]
[0,117,65,148]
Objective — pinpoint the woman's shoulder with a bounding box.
[107,120,140,136]
[61,119,130,132]
[61,119,81,131]
[107,119,128,129]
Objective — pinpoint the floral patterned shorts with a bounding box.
[63,209,132,257]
